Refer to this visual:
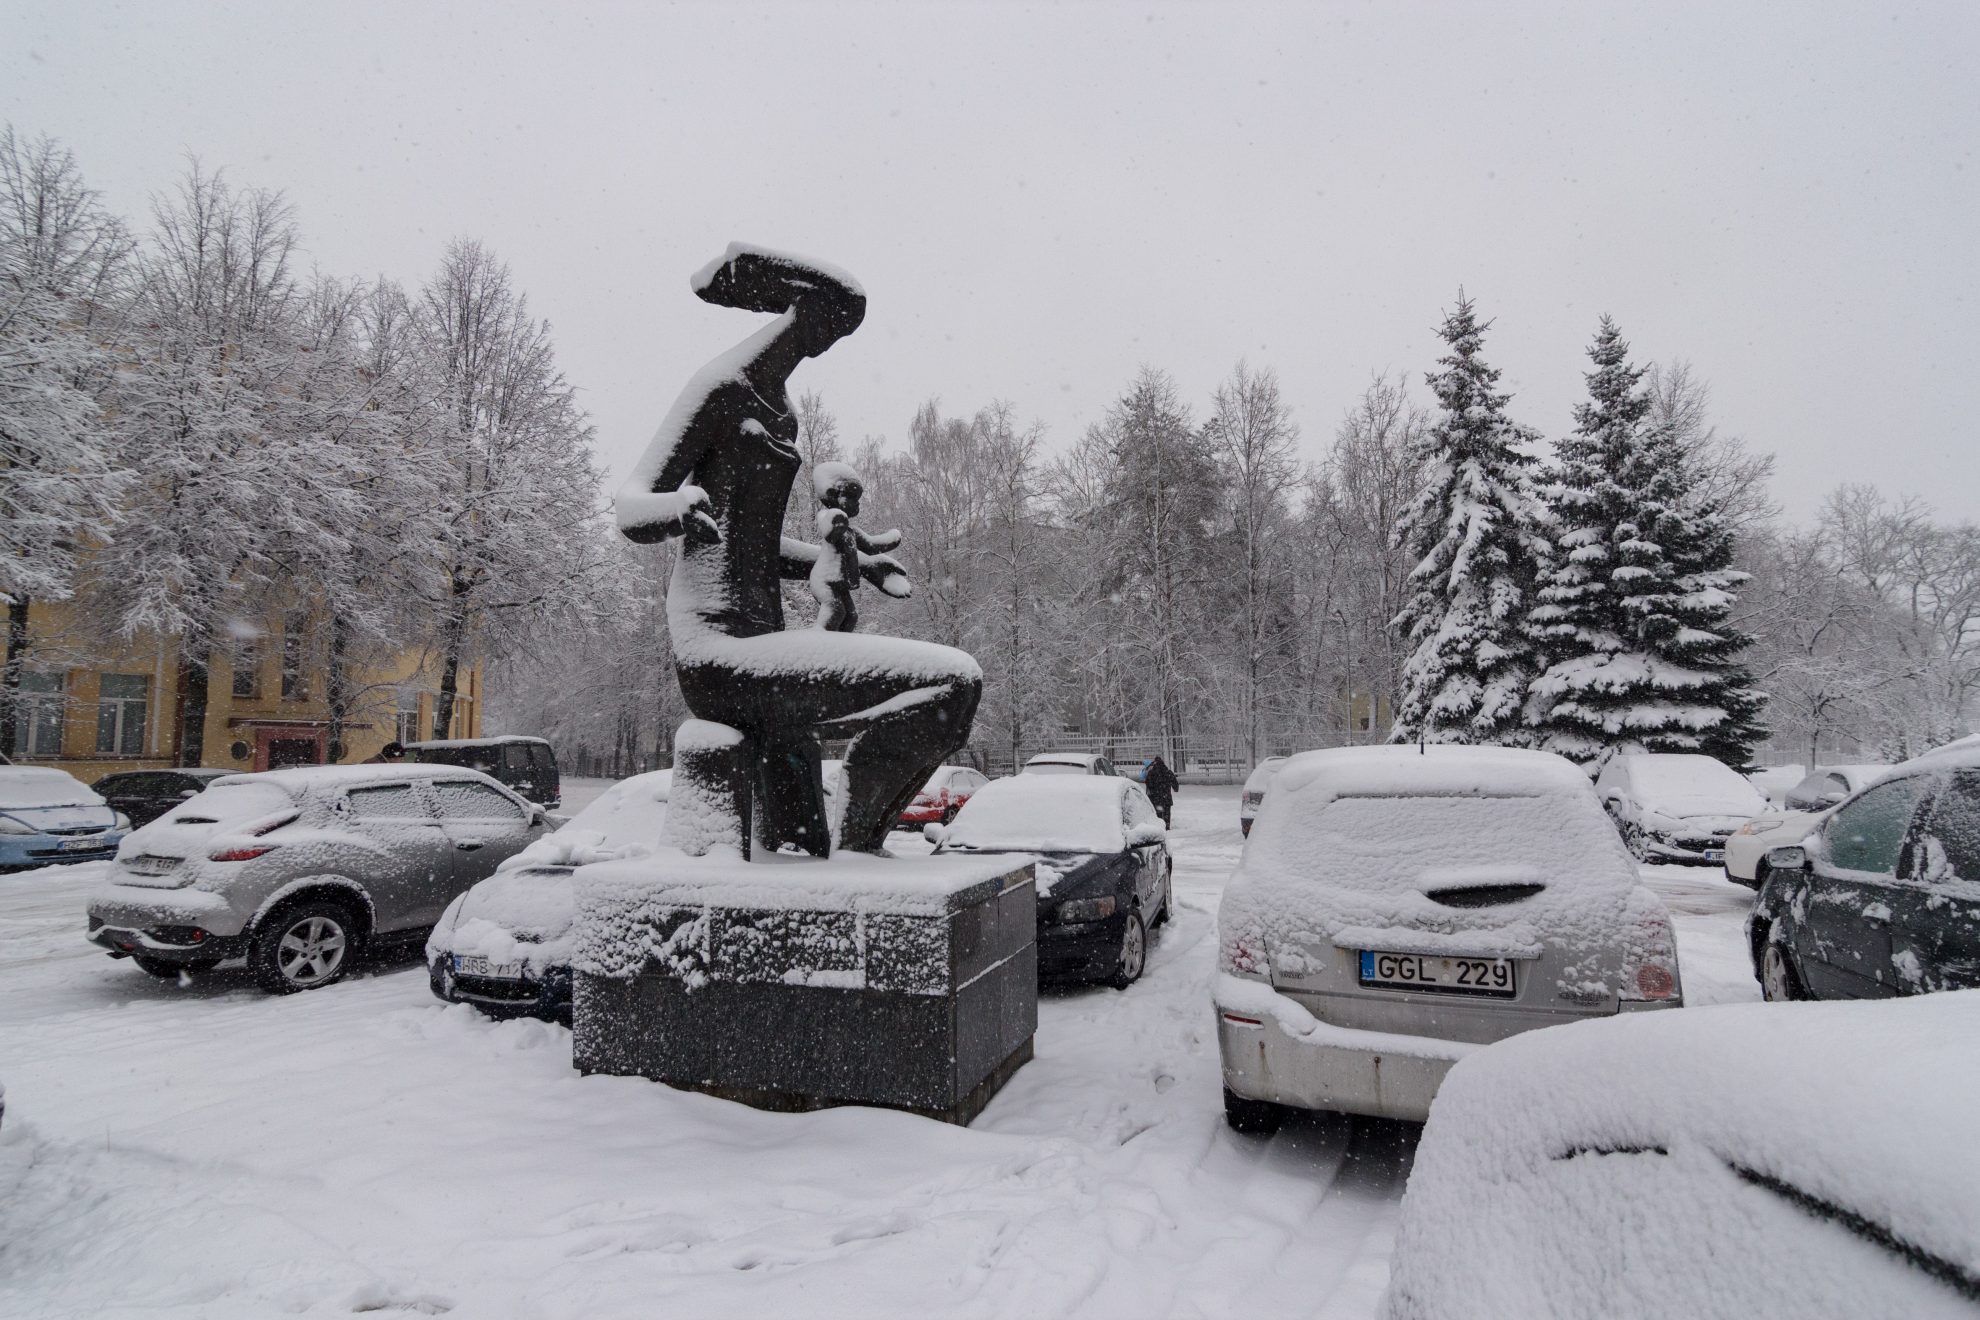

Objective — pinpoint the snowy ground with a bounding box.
[0,782,1757,1320]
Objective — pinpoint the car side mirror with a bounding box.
[923,823,946,847]
[1765,844,1810,873]
[1816,792,1847,809]
[1125,822,1166,848]
[529,805,548,828]
[178,788,199,799]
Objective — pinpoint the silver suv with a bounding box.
[87,765,548,994]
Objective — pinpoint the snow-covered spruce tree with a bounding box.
[1389,295,1551,745]
[1526,316,1765,765]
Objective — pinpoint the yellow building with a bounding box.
[7,600,482,782]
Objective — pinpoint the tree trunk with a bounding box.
[178,644,213,767]
[1,597,30,756]
[326,614,353,762]
[432,644,461,741]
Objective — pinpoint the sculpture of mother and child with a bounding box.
[616,244,981,859]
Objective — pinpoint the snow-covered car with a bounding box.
[87,765,549,993]
[1747,763,1807,808]
[0,767,129,869]
[1723,763,1889,886]
[897,764,990,827]
[1021,752,1122,778]
[1381,991,1980,1320]
[1215,746,1682,1131]
[92,767,240,829]
[406,735,561,808]
[1595,752,1769,864]
[428,770,671,1022]
[1748,745,1980,1001]
[929,774,1171,988]
[1239,756,1289,837]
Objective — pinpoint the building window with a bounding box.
[95,674,148,756]
[231,636,261,700]
[396,690,422,744]
[13,672,66,757]
[280,614,308,702]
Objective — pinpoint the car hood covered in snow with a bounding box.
[1384,991,1980,1320]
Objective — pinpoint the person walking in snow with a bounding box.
[1144,754,1179,828]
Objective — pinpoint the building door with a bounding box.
[253,728,327,771]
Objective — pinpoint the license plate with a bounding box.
[1703,849,1724,862]
[1359,949,1516,997]
[60,837,102,852]
[454,954,523,979]
[127,855,177,874]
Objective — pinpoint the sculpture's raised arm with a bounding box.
[615,244,866,545]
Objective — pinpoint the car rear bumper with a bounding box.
[1216,1001,1466,1124]
[87,915,246,963]
[88,883,245,936]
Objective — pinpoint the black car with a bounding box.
[1749,746,1980,1001]
[405,736,560,809]
[91,768,239,828]
[928,774,1171,988]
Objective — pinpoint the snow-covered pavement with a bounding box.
[0,785,1759,1319]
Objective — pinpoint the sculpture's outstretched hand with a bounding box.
[860,550,912,599]
[617,484,720,546]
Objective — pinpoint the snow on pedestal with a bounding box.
[571,846,1038,1124]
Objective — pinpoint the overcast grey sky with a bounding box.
[6,0,1976,520]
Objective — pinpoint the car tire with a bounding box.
[1621,823,1651,863]
[1759,931,1807,1003]
[941,803,959,825]
[249,898,360,996]
[1224,1086,1286,1135]
[1749,860,1773,891]
[131,954,219,979]
[1109,909,1148,989]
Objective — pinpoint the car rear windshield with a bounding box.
[1267,793,1613,894]
[176,780,294,823]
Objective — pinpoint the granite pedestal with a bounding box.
[573,849,1037,1125]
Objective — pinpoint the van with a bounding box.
[405,736,561,809]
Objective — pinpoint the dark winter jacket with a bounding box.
[1144,757,1180,803]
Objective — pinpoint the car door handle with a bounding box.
[455,839,486,851]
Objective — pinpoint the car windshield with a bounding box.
[1627,756,1767,814]
[945,779,1125,853]
[0,772,103,809]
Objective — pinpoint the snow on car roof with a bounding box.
[1026,752,1101,764]
[406,736,550,749]
[1269,743,1598,805]
[1388,991,1980,1319]
[237,763,510,792]
[944,775,1131,854]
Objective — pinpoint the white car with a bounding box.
[1382,991,1980,1320]
[1722,763,1889,886]
[428,770,671,1023]
[1022,752,1123,778]
[1595,753,1770,864]
[1215,746,1682,1130]
[1239,756,1288,837]
[1747,763,1808,808]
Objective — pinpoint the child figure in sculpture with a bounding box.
[810,462,900,632]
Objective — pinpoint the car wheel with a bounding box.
[250,899,359,995]
[1622,823,1650,862]
[1759,932,1806,1003]
[131,955,219,979]
[942,803,959,825]
[1224,1086,1286,1135]
[1109,909,1147,989]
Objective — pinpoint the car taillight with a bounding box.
[209,845,276,862]
[1222,936,1268,979]
[1621,912,1681,1001]
[1242,791,1264,809]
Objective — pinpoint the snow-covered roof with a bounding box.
[943,775,1132,854]
[1387,991,1980,1318]
[1905,735,1980,772]
[1269,743,1597,805]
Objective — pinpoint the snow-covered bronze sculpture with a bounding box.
[617,245,981,856]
